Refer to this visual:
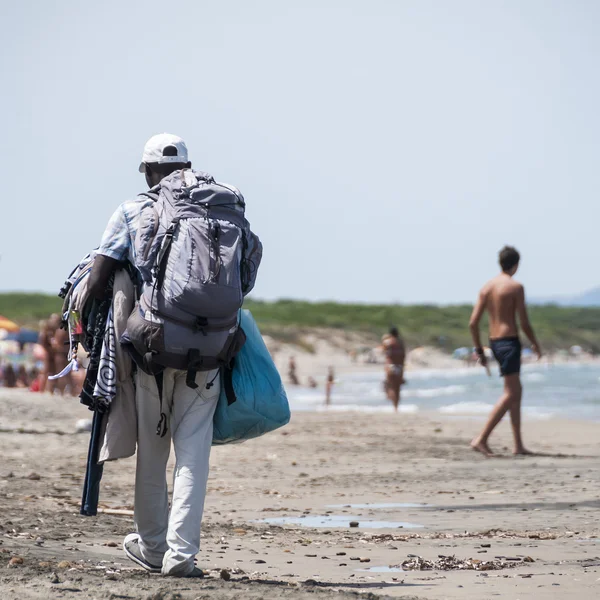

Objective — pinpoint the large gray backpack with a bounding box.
[122,169,262,391]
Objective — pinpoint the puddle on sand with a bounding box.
[327,502,432,509]
[357,566,406,573]
[253,515,424,529]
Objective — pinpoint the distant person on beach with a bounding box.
[3,364,17,388]
[50,314,73,396]
[16,365,29,388]
[28,367,40,392]
[38,318,55,393]
[381,327,406,412]
[325,366,335,405]
[288,356,299,385]
[469,246,542,457]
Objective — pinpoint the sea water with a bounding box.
[286,363,600,421]
[254,515,424,529]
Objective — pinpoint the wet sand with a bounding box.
[1,389,599,599]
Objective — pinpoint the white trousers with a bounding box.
[134,367,219,576]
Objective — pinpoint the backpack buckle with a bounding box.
[186,349,203,389]
[194,316,209,336]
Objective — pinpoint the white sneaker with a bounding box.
[170,565,204,578]
[123,533,162,573]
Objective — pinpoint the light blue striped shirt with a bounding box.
[97,196,154,264]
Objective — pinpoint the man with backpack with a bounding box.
[88,133,262,577]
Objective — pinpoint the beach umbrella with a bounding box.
[5,328,39,345]
[0,315,19,333]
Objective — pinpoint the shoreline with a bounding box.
[272,339,600,383]
[283,359,600,424]
[3,358,600,427]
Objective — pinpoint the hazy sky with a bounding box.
[1,1,599,304]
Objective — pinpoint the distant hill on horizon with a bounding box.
[532,286,600,307]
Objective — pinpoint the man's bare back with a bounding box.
[480,274,522,339]
[470,273,540,354]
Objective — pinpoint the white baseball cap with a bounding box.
[138,133,189,172]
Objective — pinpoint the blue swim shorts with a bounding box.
[490,337,521,377]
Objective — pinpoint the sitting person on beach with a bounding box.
[325,366,335,405]
[16,365,30,388]
[381,327,406,412]
[3,364,17,388]
[469,246,542,457]
[288,356,299,385]
[28,367,41,392]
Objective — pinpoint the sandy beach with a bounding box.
[1,388,599,600]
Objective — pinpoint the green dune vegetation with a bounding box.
[2,293,600,353]
[244,299,600,352]
[0,293,63,327]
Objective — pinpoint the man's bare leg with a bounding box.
[45,371,56,394]
[385,376,400,412]
[471,375,519,457]
[39,369,48,393]
[392,383,400,412]
[507,375,531,455]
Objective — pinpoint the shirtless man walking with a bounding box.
[381,327,406,412]
[469,246,542,457]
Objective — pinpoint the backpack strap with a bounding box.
[153,312,238,334]
[186,349,201,389]
[142,352,168,437]
[186,369,198,389]
[223,358,237,406]
[153,218,180,284]
[138,191,160,202]
[154,370,168,438]
[185,349,226,389]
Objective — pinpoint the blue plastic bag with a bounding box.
[213,310,290,444]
